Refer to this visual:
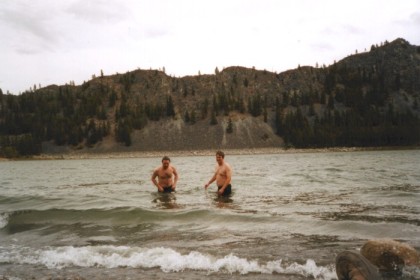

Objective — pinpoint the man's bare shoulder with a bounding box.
[153,166,162,173]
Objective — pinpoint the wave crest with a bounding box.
[0,245,336,279]
[0,212,10,229]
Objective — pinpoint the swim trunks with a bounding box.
[163,186,173,193]
[218,184,232,196]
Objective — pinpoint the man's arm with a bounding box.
[172,166,178,190]
[151,169,163,192]
[204,172,217,189]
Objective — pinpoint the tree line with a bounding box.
[275,61,419,148]
[0,58,419,157]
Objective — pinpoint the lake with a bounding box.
[0,149,419,279]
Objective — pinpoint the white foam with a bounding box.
[0,212,9,229]
[0,245,337,279]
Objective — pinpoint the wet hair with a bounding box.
[216,150,225,158]
[162,156,171,162]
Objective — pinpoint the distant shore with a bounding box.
[4,146,413,160]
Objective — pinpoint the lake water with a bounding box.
[0,150,419,279]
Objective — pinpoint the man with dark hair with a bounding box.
[204,150,233,196]
[151,156,179,193]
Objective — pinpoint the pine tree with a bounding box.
[201,98,209,119]
[210,110,218,125]
[166,95,175,117]
[226,118,233,133]
[184,110,190,123]
[190,110,196,124]
[327,95,335,110]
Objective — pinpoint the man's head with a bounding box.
[162,156,170,168]
[216,150,225,158]
[216,150,224,164]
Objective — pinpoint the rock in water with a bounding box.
[335,250,381,280]
[361,239,419,276]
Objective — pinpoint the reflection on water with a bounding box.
[152,192,181,209]
[214,194,234,209]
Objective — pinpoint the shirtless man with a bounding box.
[204,150,233,196]
[151,156,178,193]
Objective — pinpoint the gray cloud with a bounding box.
[310,42,334,52]
[0,2,59,54]
[143,26,168,39]
[321,24,363,38]
[0,10,50,41]
[66,0,129,24]
[340,24,363,35]
[410,12,420,24]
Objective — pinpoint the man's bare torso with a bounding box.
[155,166,175,187]
[216,163,231,186]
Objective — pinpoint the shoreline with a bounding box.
[3,146,417,161]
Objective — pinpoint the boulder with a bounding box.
[335,250,381,280]
[361,239,419,276]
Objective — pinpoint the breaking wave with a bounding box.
[0,245,336,279]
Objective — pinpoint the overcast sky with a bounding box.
[1,0,419,94]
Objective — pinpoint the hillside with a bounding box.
[1,38,419,157]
